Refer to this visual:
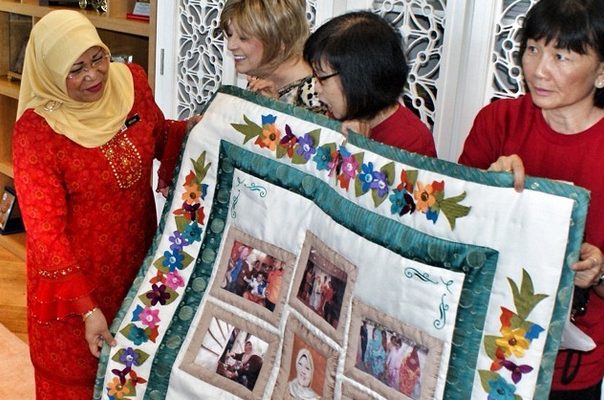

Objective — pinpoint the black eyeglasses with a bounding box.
[312,70,339,83]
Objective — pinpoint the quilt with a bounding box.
[94,86,589,400]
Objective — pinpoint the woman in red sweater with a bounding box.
[302,11,436,158]
[459,0,604,398]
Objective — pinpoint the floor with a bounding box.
[0,243,27,343]
[0,244,34,400]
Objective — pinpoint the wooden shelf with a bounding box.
[0,76,19,99]
[0,160,12,178]
[0,1,151,37]
[0,231,25,260]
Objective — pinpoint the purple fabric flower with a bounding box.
[146,283,171,306]
[502,360,533,384]
[169,230,189,252]
[296,134,316,161]
[370,170,389,198]
[119,347,140,368]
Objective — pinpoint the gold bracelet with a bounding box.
[82,307,98,321]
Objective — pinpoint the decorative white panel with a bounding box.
[175,0,224,119]
[488,0,537,101]
[372,0,447,129]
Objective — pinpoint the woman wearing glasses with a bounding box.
[12,10,193,399]
[303,11,437,157]
[220,0,327,114]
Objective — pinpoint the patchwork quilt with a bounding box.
[94,86,589,400]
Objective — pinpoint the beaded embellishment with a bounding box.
[39,264,79,279]
[100,132,143,189]
[43,100,61,112]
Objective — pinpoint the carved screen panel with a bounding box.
[372,0,446,129]
[489,0,538,101]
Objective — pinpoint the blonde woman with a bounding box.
[220,0,326,114]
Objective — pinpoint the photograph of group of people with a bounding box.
[221,240,286,312]
[296,249,347,329]
[355,319,427,399]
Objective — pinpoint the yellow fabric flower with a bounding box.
[496,327,529,357]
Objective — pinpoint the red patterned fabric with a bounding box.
[12,63,187,399]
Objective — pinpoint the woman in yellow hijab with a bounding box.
[12,10,190,399]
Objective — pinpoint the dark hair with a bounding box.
[519,0,604,106]
[303,11,408,120]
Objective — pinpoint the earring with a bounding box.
[596,79,604,89]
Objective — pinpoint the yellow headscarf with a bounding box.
[16,10,134,148]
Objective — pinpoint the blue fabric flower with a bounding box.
[127,325,149,346]
[296,133,316,161]
[132,304,144,321]
[426,207,439,223]
[487,376,516,400]
[389,189,416,215]
[162,249,185,271]
[313,146,332,171]
[261,114,277,126]
[183,222,202,243]
[359,162,375,192]
[525,323,545,341]
[200,183,208,200]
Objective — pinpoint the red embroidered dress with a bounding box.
[13,64,186,399]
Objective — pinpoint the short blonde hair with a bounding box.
[220,0,309,74]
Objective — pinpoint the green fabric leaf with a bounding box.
[191,151,211,183]
[478,370,499,391]
[174,216,188,232]
[307,128,321,145]
[509,269,548,320]
[483,335,499,359]
[231,115,262,144]
[371,188,388,207]
[380,161,395,185]
[440,192,471,229]
[181,251,194,270]
[291,144,308,164]
[153,256,170,274]
[354,175,367,197]
[276,143,288,159]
